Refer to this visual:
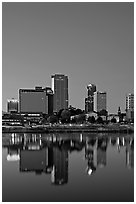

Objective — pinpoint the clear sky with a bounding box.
[2,2,134,113]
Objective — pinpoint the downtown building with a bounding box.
[126,93,134,111]
[19,86,53,114]
[126,93,134,122]
[94,91,107,113]
[85,84,96,113]
[3,99,22,126]
[51,74,68,112]
[7,98,19,113]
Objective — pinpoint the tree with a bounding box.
[88,116,96,123]
[47,115,58,124]
[60,109,71,123]
[75,109,83,115]
[111,117,117,123]
[76,114,86,123]
[68,106,77,116]
[97,116,103,124]
[57,109,64,119]
[71,117,77,123]
[40,118,47,124]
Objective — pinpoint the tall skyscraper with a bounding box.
[94,91,107,112]
[19,86,53,114]
[126,93,134,111]
[51,74,68,112]
[7,98,19,113]
[85,84,96,113]
[126,93,134,122]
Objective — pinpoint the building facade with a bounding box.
[126,93,134,122]
[7,98,19,113]
[126,93,134,111]
[19,86,53,114]
[94,91,107,113]
[45,87,54,115]
[51,74,68,112]
[85,84,96,113]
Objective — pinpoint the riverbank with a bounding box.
[2,123,134,134]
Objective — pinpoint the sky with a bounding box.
[2,2,134,113]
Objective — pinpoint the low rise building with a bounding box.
[7,98,18,113]
[19,86,53,115]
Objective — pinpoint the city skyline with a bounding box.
[4,73,133,114]
[2,2,134,113]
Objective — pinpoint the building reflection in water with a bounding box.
[97,138,107,168]
[85,137,108,175]
[51,146,68,185]
[125,137,134,169]
[20,149,46,174]
[85,138,97,175]
[2,133,134,184]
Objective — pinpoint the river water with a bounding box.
[2,132,134,202]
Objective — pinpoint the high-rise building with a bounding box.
[126,93,134,122]
[85,84,96,113]
[126,93,134,111]
[51,74,68,112]
[94,91,107,112]
[7,98,19,113]
[19,86,53,114]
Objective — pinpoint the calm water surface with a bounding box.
[2,132,134,202]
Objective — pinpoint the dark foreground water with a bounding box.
[2,132,134,202]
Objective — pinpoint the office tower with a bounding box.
[94,91,107,112]
[7,98,18,113]
[51,147,68,185]
[126,93,134,111]
[51,74,68,112]
[126,93,134,121]
[19,86,53,114]
[85,84,96,113]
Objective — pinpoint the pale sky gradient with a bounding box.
[2,2,134,113]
